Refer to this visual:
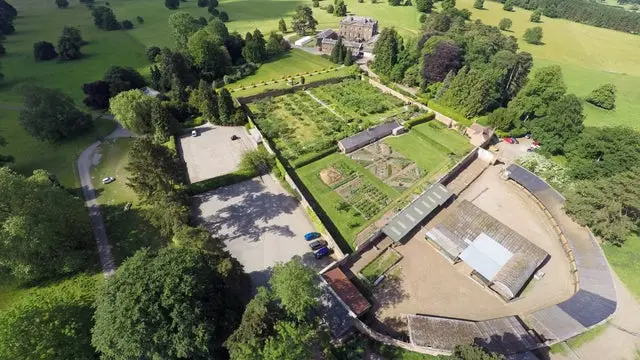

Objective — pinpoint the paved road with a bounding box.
[77,124,133,277]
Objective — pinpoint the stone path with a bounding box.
[304,90,346,121]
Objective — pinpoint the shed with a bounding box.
[322,267,371,317]
[459,233,513,282]
[294,35,313,46]
[338,120,401,153]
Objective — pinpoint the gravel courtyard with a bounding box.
[192,175,331,288]
[179,124,255,183]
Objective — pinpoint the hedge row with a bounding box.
[403,112,435,129]
[290,146,339,169]
[426,100,473,127]
[186,168,258,195]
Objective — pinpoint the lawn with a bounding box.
[0,108,117,188]
[384,132,452,177]
[89,138,169,265]
[604,234,640,301]
[0,0,148,105]
[456,0,640,129]
[412,121,473,156]
[297,152,399,248]
[360,249,401,283]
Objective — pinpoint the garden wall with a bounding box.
[236,75,357,105]
[437,147,479,186]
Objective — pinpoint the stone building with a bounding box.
[317,16,379,57]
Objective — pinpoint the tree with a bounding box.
[503,0,513,11]
[585,83,616,110]
[530,8,542,22]
[239,149,274,174]
[335,1,347,16]
[121,19,134,29]
[109,90,156,134]
[189,80,219,122]
[169,11,202,48]
[147,45,162,62]
[0,168,94,281]
[330,37,346,64]
[344,48,353,65]
[441,0,455,10]
[421,40,462,84]
[473,0,483,9]
[278,18,287,32]
[55,0,69,9]
[151,101,178,143]
[508,65,566,121]
[262,321,317,360]
[326,4,334,13]
[373,27,400,77]
[58,27,83,60]
[415,0,433,12]
[266,32,289,56]
[523,26,543,44]
[0,135,13,166]
[165,0,180,9]
[33,41,57,61]
[498,18,512,31]
[530,94,584,154]
[451,344,503,360]
[269,258,320,320]
[291,5,317,35]
[242,29,267,64]
[19,86,93,142]
[0,275,98,360]
[103,65,147,97]
[197,0,209,7]
[312,0,319,6]
[82,80,111,109]
[92,247,249,360]
[187,29,232,78]
[219,11,229,22]
[91,6,120,30]
[218,87,235,124]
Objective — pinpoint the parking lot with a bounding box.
[179,124,255,183]
[192,175,332,288]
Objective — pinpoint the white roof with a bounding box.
[459,233,513,281]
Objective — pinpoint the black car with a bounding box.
[308,239,327,251]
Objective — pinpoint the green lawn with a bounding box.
[384,132,451,176]
[297,152,398,248]
[360,249,401,283]
[456,0,640,129]
[604,234,640,301]
[412,122,473,155]
[0,108,117,188]
[88,138,169,265]
[0,0,148,105]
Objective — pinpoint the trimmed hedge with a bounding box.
[290,146,339,169]
[186,169,258,195]
[404,112,435,129]
[427,100,473,127]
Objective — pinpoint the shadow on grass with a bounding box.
[101,204,170,266]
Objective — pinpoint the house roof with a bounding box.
[316,28,337,39]
[322,267,371,317]
[340,16,377,27]
[459,233,513,281]
[338,120,400,153]
[382,183,452,243]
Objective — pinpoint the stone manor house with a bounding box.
[317,16,380,57]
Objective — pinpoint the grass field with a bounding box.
[384,133,451,176]
[604,234,640,301]
[0,108,117,188]
[412,122,473,155]
[297,153,399,248]
[456,0,640,129]
[360,249,401,283]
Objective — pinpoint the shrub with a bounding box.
[146,46,161,62]
[517,152,570,190]
[585,83,616,110]
[121,20,134,29]
[33,41,58,61]
[524,26,543,44]
[498,18,512,31]
[327,4,334,13]
[197,0,209,7]
[136,16,144,24]
[404,112,435,128]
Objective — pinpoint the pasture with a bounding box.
[456,0,640,129]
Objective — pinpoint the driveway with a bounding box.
[179,124,255,183]
[192,175,331,288]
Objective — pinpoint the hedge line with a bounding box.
[186,169,259,195]
[403,112,435,129]
[290,146,339,169]
[426,100,473,127]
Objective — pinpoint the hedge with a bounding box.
[426,100,473,127]
[186,168,258,195]
[290,146,339,169]
[404,112,435,129]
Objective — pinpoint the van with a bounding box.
[191,130,198,137]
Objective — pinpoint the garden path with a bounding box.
[304,90,346,121]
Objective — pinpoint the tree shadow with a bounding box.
[473,329,549,359]
[371,272,409,310]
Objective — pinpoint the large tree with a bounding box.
[92,247,249,359]
[19,86,93,142]
[109,89,157,134]
[0,168,94,281]
[416,0,433,12]
[126,137,186,201]
[187,28,232,78]
[523,26,543,44]
[82,80,111,109]
[57,26,83,60]
[291,5,317,35]
[169,11,203,48]
[507,65,566,121]
[421,40,462,84]
[373,27,400,77]
[585,83,616,110]
[189,79,219,123]
[91,6,120,30]
[269,258,320,320]
[218,87,235,125]
[0,275,98,360]
[33,41,58,61]
[530,94,584,154]
[103,65,147,97]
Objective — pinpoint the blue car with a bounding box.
[304,232,321,241]
[314,246,330,259]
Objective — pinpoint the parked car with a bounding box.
[230,135,240,141]
[532,140,540,148]
[304,232,321,241]
[314,246,330,259]
[191,129,198,137]
[503,137,515,144]
[309,239,327,251]
[102,177,115,184]
[510,137,519,144]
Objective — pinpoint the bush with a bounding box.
[517,152,570,190]
[498,18,512,31]
[404,112,435,128]
[197,0,209,7]
[33,41,58,61]
[327,4,334,13]
[524,26,543,44]
[219,11,229,22]
[121,20,134,29]
[419,13,427,23]
[585,83,616,110]
[239,149,275,173]
[136,16,144,24]
[146,46,161,62]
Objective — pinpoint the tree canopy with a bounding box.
[109,89,157,134]
[92,247,250,360]
[19,85,93,142]
[102,65,146,97]
[373,27,400,78]
[91,6,120,31]
[530,94,584,154]
[291,6,317,35]
[33,41,58,61]
[0,168,94,282]
[585,83,616,110]
[169,11,203,48]
[498,18,512,31]
[269,258,320,320]
[523,26,543,44]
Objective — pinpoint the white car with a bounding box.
[102,177,115,184]
[191,130,198,137]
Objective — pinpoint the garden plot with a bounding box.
[334,178,391,220]
[360,249,402,284]
[350,142,422,192]
[309,79,405,122]
[412,121,474,156]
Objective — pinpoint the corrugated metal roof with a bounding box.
[459,233,513,281]
[382,183,452,242]
[338,120,400,153]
